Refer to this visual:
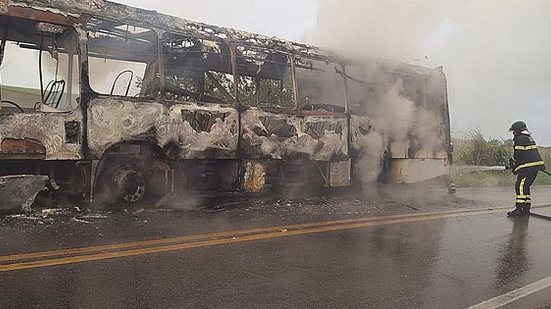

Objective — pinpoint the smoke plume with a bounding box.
[308,0,465,186]
[309,0,551,145]
[354,131,385,184]
[369,79,416,146]
[310,0,447,61]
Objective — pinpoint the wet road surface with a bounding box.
[501,285,551,309]
[1,187,551,308]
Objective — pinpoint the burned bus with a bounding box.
[0,0,451,209]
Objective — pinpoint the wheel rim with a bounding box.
[113,166,146,203]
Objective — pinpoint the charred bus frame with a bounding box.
[0,0,452,207]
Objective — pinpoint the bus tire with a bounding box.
[97,159,147,205]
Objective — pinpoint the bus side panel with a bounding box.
[87,98,238,159]
[241,108,348,161]
[0,111,82,160]
[390,158,450,184]
[304,115,348,161]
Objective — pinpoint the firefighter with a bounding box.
[506,121,546,217]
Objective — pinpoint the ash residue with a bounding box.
[199,189,480,221]
[0,207,107,238]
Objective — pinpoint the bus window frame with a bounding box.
[157,30,238,107]
[84,18,161,101]
[233,44,297,111]
[0,15,83,113]
[82,20,349,118]
[293,56,348,116]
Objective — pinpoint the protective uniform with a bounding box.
[507,121,546,217]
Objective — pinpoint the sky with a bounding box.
[3,0,549,144]
[116,0,551,145]
[116,0,318,41]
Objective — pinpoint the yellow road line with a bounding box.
[0,208,505,272]
[0,207,504,264]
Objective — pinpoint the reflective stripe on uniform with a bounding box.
[514,145,538,151]
[519,178,526,196]
[516,195,531,199]
[516,200,530,204]
[514,161,545,172]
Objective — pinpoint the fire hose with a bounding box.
[504,166,551,176]
[503,163,551,177]
[459,165,551,177]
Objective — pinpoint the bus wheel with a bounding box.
[98,160,147,205]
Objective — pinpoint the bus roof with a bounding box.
[7,0,329,58]
[6,0,444,77]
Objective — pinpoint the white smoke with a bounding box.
[354,131,385,184]
[307,0,460,186]
[348,69,443,185]
[309,0,449,61]
[309,0,551,145]
[370,79,416,146]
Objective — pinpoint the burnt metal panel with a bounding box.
[0,0,8,14]
[7,6,80,26]
[0,175,48,212]
[242,160,266,192]
[181,110,230,133]
[88,98,238,159]
[241,108,348,161]
[253,117,297,138]
[329,160,351,187]
[0,111,83,160]
[0,138,46,157]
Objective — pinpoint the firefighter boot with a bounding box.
[507,204,523,217]
[521,203,532,217]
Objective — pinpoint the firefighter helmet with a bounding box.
[509,121,528,132]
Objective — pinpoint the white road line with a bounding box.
[468,276,551,309]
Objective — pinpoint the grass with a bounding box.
[451,140,551,187]
[1,85,41,109]
[452,166,551,188]
[1,85,41,95]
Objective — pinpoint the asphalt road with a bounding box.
[1,187,551,308]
